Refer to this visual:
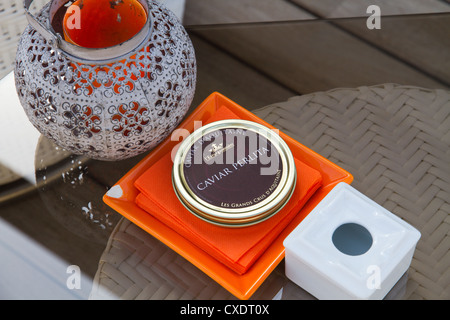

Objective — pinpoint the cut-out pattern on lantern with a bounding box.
[15,0,196,160]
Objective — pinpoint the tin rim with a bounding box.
[172,119,296,226]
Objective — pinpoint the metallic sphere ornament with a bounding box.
[14,0,197,160]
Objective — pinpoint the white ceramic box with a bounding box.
[283,182,421,300]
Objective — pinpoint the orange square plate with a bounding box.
[103,92,353,299]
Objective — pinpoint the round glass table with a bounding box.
[0,11,449,300]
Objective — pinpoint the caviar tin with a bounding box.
[172,119,297,227]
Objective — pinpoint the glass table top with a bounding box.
[0,11,449,300]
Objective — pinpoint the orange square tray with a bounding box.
[103,92,353,299]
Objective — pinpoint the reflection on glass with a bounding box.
[35,136,120,244]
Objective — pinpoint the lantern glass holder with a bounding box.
[24,0,153,64]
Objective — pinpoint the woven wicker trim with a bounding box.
[253,84,450,300]
[0,0,48,78]
[89,218,236,300]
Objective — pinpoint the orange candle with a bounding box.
[63,0,147,48]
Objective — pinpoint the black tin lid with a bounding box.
[172,119,296,227]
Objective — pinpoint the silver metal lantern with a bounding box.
[14,0,196,160]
